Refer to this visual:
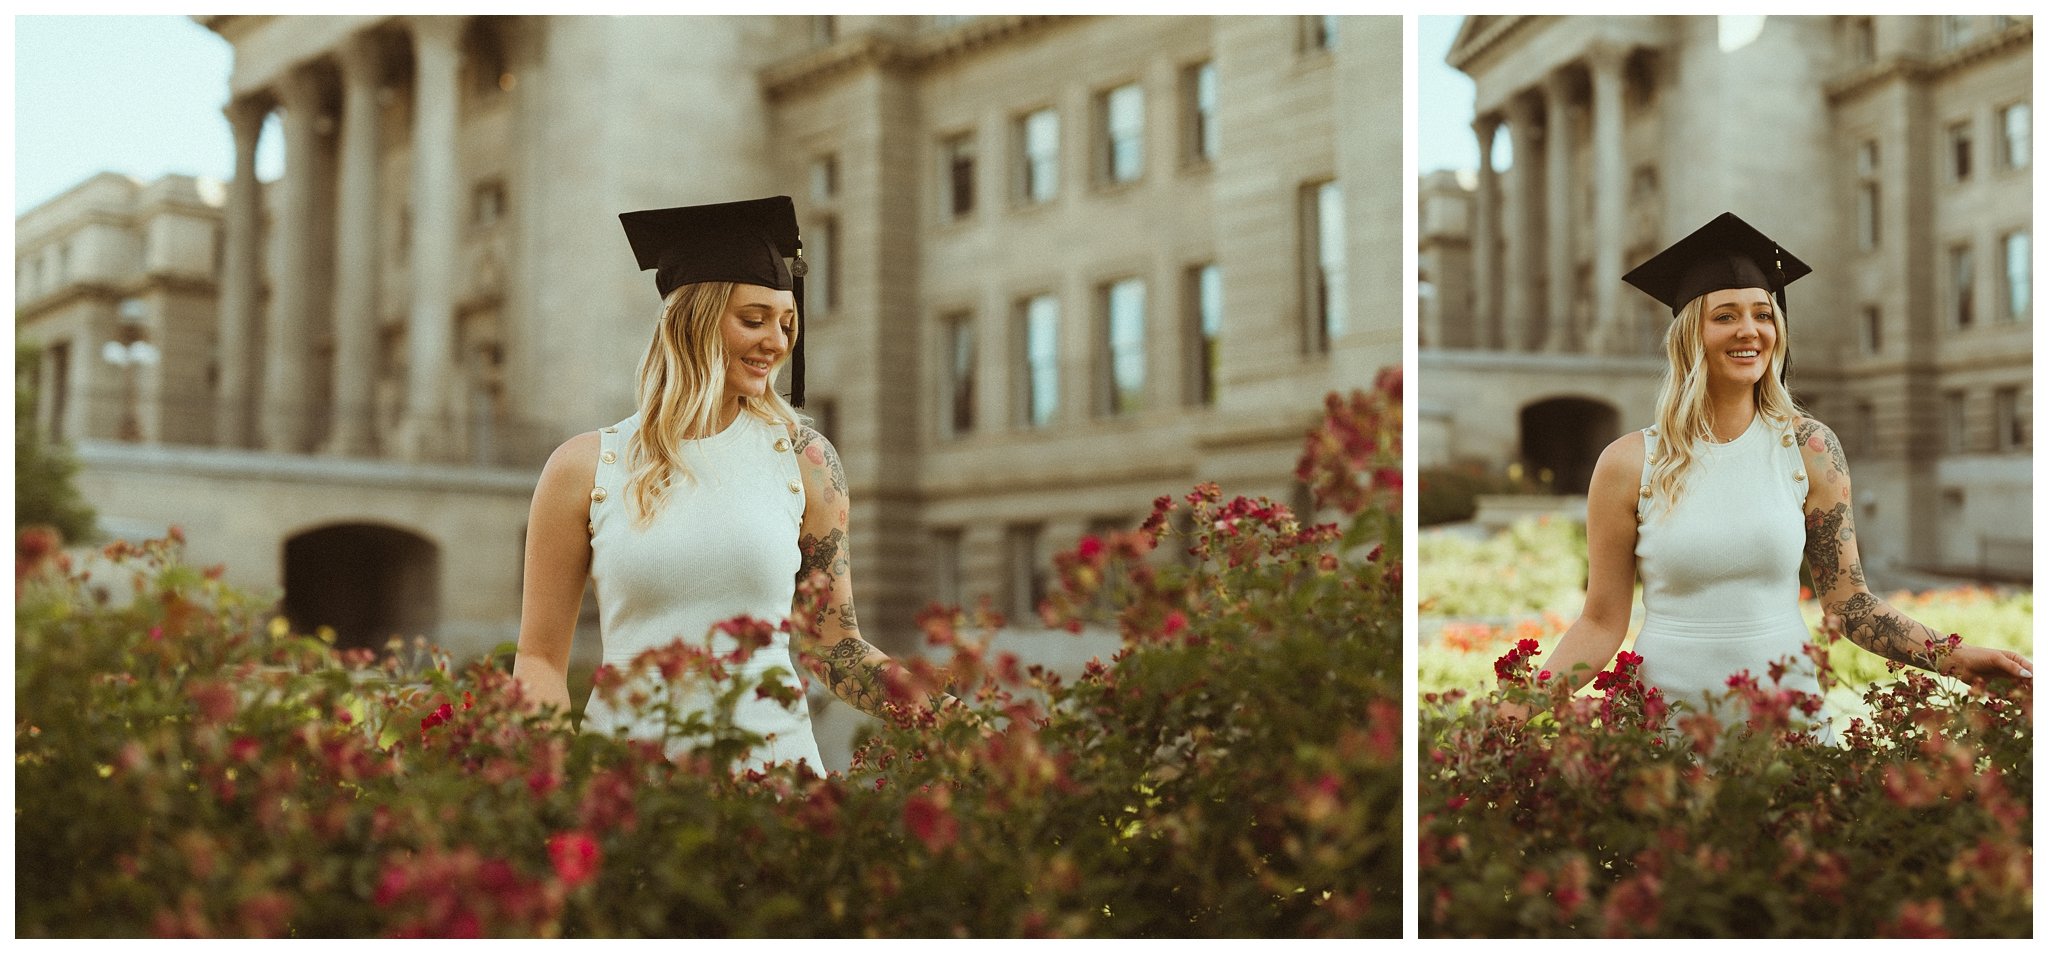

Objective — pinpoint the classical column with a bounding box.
[395,15,466,462]
[326,33,382,457]
[262,67,326,453]
[1587,44,1628,355]
[216,96,267,448]
[1541,69,1576,352]
[1502,93,1540,352]
[1471,114,1500,350]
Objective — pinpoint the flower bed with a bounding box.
[14,374,1403,939]
[1421,635,2033,937]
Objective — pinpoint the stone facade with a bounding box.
[1426,14,2032,580]
[16,15,1398,671]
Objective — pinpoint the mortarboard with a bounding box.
[1622,211,1811,383]
[619,196,808,406]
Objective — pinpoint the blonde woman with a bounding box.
[512,196,904,771]
[1510,213,2031,731]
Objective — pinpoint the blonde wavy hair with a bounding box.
[623,281,804,527]
[1645,293,1806,512]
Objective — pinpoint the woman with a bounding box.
[1510,213,2031,731]
[512,196,910,771]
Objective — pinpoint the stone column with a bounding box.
[1587,44,1627,354]
[1471,114,1500,350]
[1502,92,1540,352]
[395,15,466,462]
[216,96,267,448]
[326,33,382,457]
[262,67,326,453]
[1541,69,1575,352]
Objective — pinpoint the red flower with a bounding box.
[1162,611,1189,638]
[1076,535,1104,564]
[903,792,958,851]
[420,702,455,735]
[547,831,602,888]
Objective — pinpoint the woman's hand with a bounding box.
[1940,644,2035,684]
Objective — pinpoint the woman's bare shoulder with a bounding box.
[537,431,602,492]
[1595,429,1647,471]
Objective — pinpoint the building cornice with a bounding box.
[1446,15,1535,77]
[762,15,1075,100]
[1827,21,2031,103]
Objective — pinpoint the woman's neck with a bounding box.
[1702,383,1758,443]
[681,399,744,440]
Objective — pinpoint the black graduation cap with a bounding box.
[619,196,808,406]
[1622,212,1811,383]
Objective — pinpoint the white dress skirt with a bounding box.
[581,412,824,771]
[1633,415,1834,743]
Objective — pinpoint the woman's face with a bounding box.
[719,283,796,403]
[1697,286,1777,392]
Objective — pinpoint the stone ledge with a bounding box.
[76,441,536,494]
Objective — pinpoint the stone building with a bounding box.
[17,15,1398,669]
[1422,14,2032,580]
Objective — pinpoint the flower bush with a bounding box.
[15,373,1403,938]
[1421,631,2033,937]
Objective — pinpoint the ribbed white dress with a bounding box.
[1634,414,1832,739]
[581,411,824,771]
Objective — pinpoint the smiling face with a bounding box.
[719,283,796,404]
[1697,286,1778,393]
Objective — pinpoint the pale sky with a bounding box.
[13,14,282,216]
[1417,15,1480,176]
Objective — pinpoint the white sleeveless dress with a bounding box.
[1634,415,1832,740]
[582,411,824,771]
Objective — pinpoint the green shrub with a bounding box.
[14,377,1403,938]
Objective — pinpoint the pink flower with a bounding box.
[1162,611,1189,638]
[1077,535,1104,564]
[547,831,602,888]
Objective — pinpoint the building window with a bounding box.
[810,153,837,203]
[1943,392,1968,453]
[1859,305,1882,354]
[1019,294,1060,428]
[811,15,836,47]
[1182,61,1217,165]
[930,528,963,607]
[1302,15,1338,52]
[1005,523,1047,623]
[2000,230,2030,322]
[1099,83,1145,185]
[1853,400,1876,457]
[1941,16,1973,50]
[1188,263,1221,405]
[1994,387,2026,451]
[941,132,976,221]
[471,180,506,229]
[46,341,70,442]
[1018,108,1060,205]
[1997,102,2031,170]
[1303,180,1347,352]
[813,216,838,312]
[1950,243,1976,328]
[1101,278,1146,416]
[1850,17,1876,64]
[1947,121,1973,182]
[1855,140,1880,250]
[942,312,976,438]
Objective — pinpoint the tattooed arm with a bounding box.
[789,425,922,717]
[1795,418,2032,682]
